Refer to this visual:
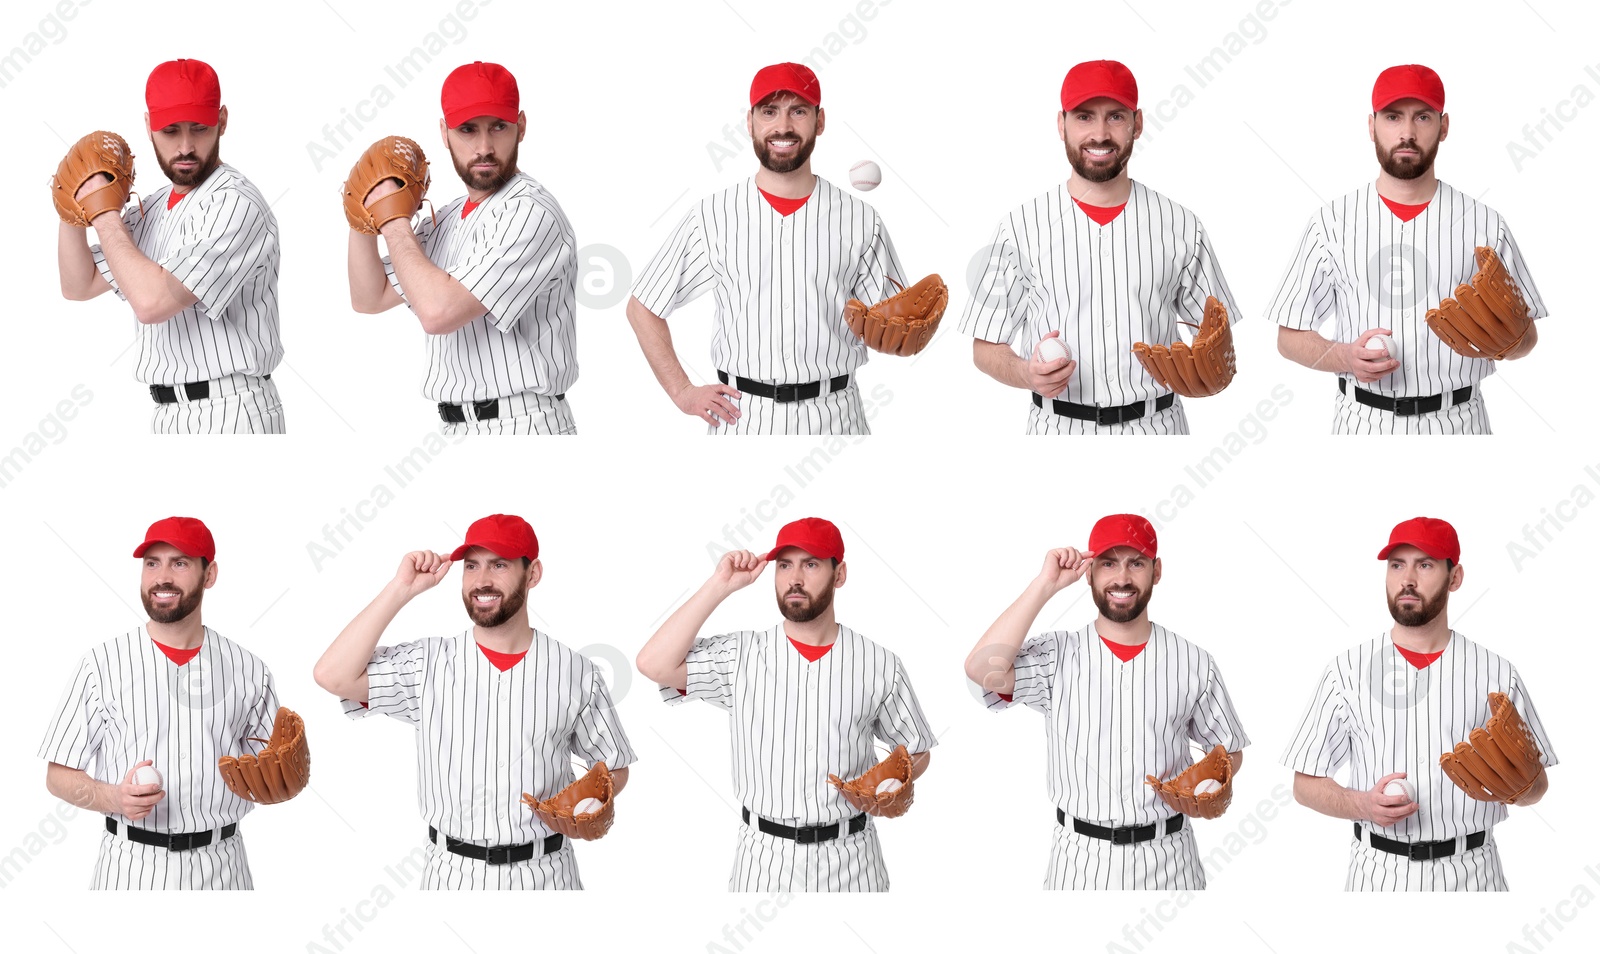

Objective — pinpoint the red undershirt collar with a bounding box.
[477,642,529,671]
[1073,197,1127,226]
[1379,196,1430,222]
[166,190,187,211]
[151,638,201,665]
[759,187,810,216]
[462,198,481,219]
[1101,636,1147,662]
[788,636,834,661]
[1393,643,1445,669]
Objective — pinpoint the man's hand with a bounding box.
[1036,547,1095,596]
[1358,772,1419,827]
[1345,328,1400,383]
[674,381,743,427]
[112,760,165,821]
[392,550,452,599]
[711,550,767,595]
[1025,333,1077,398]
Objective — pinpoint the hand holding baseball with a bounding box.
[1026,332,1077,398]
[365,178,404,208]
[1362,771,1419,827]
[1038,547,1095,595]
[393,550,452,598]
[712,549,767,594]
[112,760,166,821]
[1348,328,1400,383]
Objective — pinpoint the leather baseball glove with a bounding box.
[1146,744,1234,819]
[1439,692,1545,804]
[1425,247,1533,360]
[341,136,431,234]
[827,744,915,818]
[1132,296,1236,397]
[52,131,137,227]
[218,707,310,804]
[523,762,615,840]
[844,274,948,357]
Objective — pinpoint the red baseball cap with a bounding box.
[1377,517,1460,563]
[133,516,216,561]
[450,514,539,562]
[1372,64,1444,113]
[146,59,221,129]
[763,517,844,562]
[750,62,821,107]
[1087,514,1158,558]
[442,61,520,127]
[1061,60,1138,112]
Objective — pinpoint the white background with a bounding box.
[1,0,1596,950]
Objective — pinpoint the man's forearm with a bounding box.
[45,763,110,813]
[1277,326,1349,373]
[58,223,107,300]
[972,338,1027,390]
[94,220,196,323]
[1292,772,1363,820]
[625,296,694,401]
[382,226,483,334]
[313,581,410,702]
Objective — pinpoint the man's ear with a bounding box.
[1151,556,1161,587]
[145,111,152,137]
[1368,113,1376,143]
[1438,112,1449,143]
[815,106,825,137]
[1131,108,1143,141]
[1448,562,1464,592]
[834,560,846,589]
[527,558,543,590]
[203,560,219,590]
[217,105,229,136]
[517,110,528,142]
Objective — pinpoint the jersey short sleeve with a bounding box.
[982,632,1059,714]
[658,631,740,711]
[1265,215,1338,331]
[849,211,908,303]
[1506,667,1559,767]
[1187,658,1251,753]
[569,663,639,770]
[631,209,715,319]
[871,658,939,754]
[1492,220,1549,321]
[1280,662,1351,776]
[449,197,576,334]
[238,665,285,753]
[342,640,428,725]
[1174,218,1243,328]
[158,188,275,320]
[958,219,1028,345]
[38,653,105,770]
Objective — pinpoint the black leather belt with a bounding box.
[742,807,867,844]
[1357,823,1485,861]
[150,374,270,405]
[1032,391,1175,426]
[438,393,566,423]
[106,816,237,852]
[1340,378,1472,417]
[718,370,850,404]
[429,826,563,865]
[1059,809,1185,844]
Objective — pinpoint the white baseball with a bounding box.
[1365,334,1397,360]
[1194,778,1223,796]
[875,778,903,795]
[849,160,882,191]
[1382,778,1417,802]
[1036,337,1071,362]
[132,765,162,788]
[572,797,605,816]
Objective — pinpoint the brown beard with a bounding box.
[1067,139,1132,183]
[452,139,519,194]
[463,574,528,628]
[155,141,221,189]
[1387,581,1448,626]
[1375,137,1438,180]
[777,581,834,623]
[1092,580,1152,623]
[754,131,817,174]
[143,583,203,624]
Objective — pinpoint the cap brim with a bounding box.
[444,103,519,127]
[1062,88,1135,111]
[148,106,220,129]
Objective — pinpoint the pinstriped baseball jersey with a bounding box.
[982,622,1249,825]
[383,172,579,404]
[1280,631,1558,844]
[661,623,936,824]
[91,164,282,386]
[341,630,636,848]
[631,176,906,386]
[38,627,280,889]
[1265,181,1547,397]
[960,181,1242,410]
